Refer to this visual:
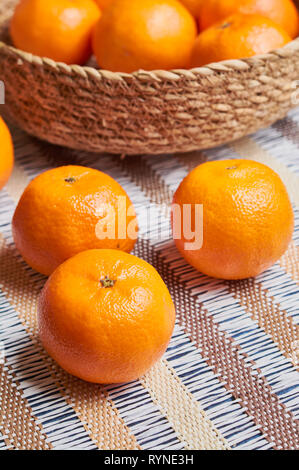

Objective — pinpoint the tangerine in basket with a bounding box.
[198,0,299,39]
[10,0,101,65]
[172,159,294,280]
[0,117,14,190]
[38,249,176,383]
[12,166,138,276]
[190,14,291,67]
[92,0,197,73]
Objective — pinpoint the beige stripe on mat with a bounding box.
[280,242,299,284]
[227,278,299,369]
[0,431,13,450]
[141,360,230,450]
[53,366,142,450]
[230,137,299,207]
[0,362,51,450]
[184,304,299,449]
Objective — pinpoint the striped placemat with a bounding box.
[0,107,298,450]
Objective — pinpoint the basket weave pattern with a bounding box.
[1,0,299,155]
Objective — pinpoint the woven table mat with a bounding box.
[0,106,298,451]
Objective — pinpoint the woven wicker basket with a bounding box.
[1,0,299,155]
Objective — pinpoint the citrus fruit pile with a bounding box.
[0,114,294,383]
[10,0,299,71]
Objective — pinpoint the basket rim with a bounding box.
[0,35,299,82]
